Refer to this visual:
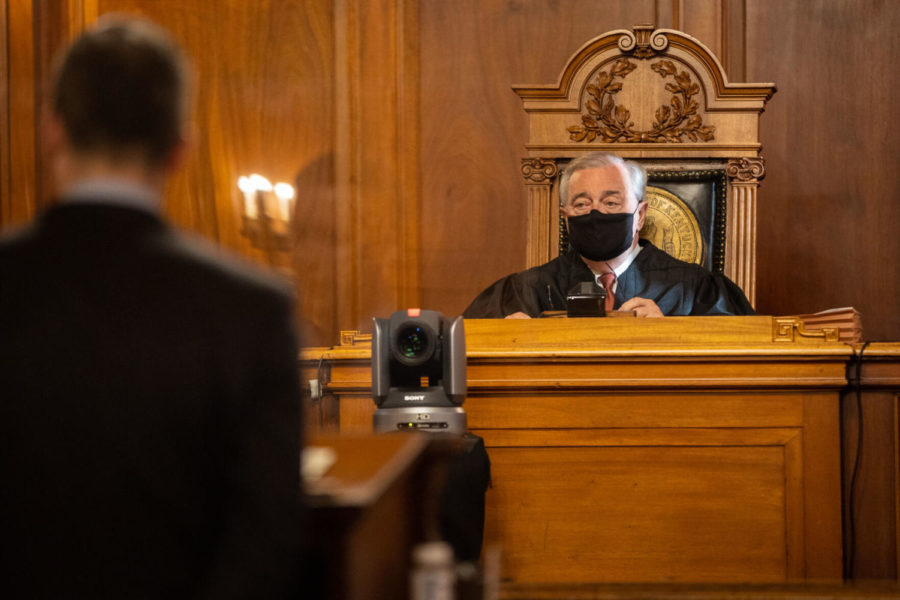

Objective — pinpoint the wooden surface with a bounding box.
[747,0,900,340]
[306,432,430,508]
[498,581,900,599]
[3,1,898,342]
[306,433,443,600]
[94,0,341,345]
[1,0,38,225]
[302,317,849,583]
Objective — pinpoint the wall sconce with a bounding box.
[237,173,295,262]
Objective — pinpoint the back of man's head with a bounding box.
[52,17,187,167]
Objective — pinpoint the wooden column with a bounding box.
[726,157,764,306]
[521,158,557,269]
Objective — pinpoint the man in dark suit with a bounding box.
[0,17,305,598]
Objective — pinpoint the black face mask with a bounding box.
[566,207,638,262]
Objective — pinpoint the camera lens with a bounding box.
[396,325,429,359]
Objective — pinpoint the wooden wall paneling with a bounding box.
[1,0,9,222]
[722,0,745,82]
[396,0,421,317]
[803,392,844,578]
[3,0,37,226]
[334,0,420,338]
[417,0,661,317]
[842,389,900,579]
[746,0,900,340]
[32,0,98,209]
[653,0,676,29]
[679,0,723,61]
[658,0,748,78]
[481,429,801,582]
[333,0,358,338]
[3,0,100,226]
[89,0,339,345]
[841,345,900,580]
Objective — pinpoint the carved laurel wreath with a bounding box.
[568,59,716,143]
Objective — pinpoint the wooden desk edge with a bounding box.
[305,434,430,509]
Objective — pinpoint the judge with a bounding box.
[463,152,754,318]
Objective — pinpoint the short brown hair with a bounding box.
[52,17,187,166]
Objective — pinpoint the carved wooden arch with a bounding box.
[515,25,775,305]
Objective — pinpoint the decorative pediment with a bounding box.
[513,25,775,158]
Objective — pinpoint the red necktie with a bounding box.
[599,272,616,313]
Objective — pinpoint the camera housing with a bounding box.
[372,309,467,433]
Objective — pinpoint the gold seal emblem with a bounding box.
[639,186,704,266]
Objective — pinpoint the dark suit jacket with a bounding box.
[0,201,305,598]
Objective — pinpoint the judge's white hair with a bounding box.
[558,152,646,208]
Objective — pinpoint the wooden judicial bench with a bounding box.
[300,316,900,586]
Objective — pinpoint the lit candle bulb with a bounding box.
[237,175,256,219]
[249,173,272,192]
[274,182,295,222]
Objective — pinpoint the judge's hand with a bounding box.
[618,297,664,318]
[505,311,532,319]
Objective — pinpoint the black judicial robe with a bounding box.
[463,240,754,318]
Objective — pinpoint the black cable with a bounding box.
[845,340,870,579]
[315,355,327,430]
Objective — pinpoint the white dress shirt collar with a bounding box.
[60,178,161,215]
[592,243,642,291]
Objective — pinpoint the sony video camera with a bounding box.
[371,309,466,434]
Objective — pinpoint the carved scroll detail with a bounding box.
[726,157,766,181]
[618,25,668,58]
[773,318,840,343]
[522,158,559,183]
[339,330,372,346]
[568,59,716,143]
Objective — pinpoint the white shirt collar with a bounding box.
[593,243,642,290]
[60,178,161,215]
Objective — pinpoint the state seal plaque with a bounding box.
[639,186,704,266]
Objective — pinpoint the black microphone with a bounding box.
[565,281,608,317]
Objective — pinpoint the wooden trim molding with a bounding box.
[3,0,37,226]
[895,391,900,578]
[1,0,10,224]
[334,0,421,333]
[513,27,774,104]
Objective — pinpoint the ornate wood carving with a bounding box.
[618,24,668,58]
[339,330,372,346]
[727,157,766,181]
[567,58,716,143]
[773,318,840,343]
[521,158,558,184]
